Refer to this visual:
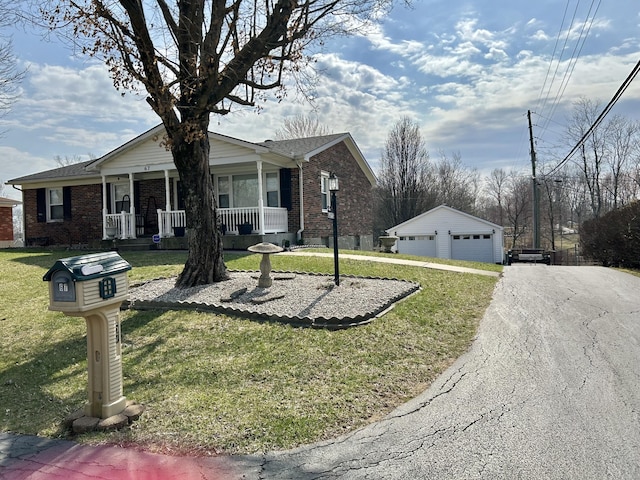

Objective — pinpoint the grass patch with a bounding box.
[0,248,498,455]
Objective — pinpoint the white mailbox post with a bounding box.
[44,252,132,419]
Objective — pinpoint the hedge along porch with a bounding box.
[8,125,376,250]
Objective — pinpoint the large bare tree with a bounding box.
[42,0,386,287]
[376,117,435,228]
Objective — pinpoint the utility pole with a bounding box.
[528,110,540,249]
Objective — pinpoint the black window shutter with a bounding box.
[177,180,185,209]
[106,183,112,214]
[134,181,141,212]
[36,188,46,223]
[63,186,72,221]
[280,168,292,211]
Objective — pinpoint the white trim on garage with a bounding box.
[386,205,505,264]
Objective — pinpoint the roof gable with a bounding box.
[8,126,376,186]
[260,133,376,186]
[387,205,503,233]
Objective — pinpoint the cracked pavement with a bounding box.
[2,265,639,479]
[244,265,640,479]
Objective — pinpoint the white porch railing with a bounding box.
[157,209,187,238]
[104,212,137,239]
[156,207,288,238]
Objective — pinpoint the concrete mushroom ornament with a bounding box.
[247,242,284,288]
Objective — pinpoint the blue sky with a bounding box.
[2,1,640,201]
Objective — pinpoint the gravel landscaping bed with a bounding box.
[126,271,420,328]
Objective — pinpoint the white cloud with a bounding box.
[0,146,54,182]
[19,63,156,128]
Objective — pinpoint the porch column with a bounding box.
[129,173,136,238]
[102,176,108,239]
[164,170,171,211]
[257,160,265,235]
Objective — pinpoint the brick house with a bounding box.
[7,125,376,250]
[0,196,20,248]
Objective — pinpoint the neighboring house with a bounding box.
[7,125,376,250]
[0,196,20,248]
[386,205,505,264]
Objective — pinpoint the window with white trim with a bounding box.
[266,172,279,207]
[321,171,330,212]
[48,187,64,221]
[112,183,131,212]
[217,176,230,208]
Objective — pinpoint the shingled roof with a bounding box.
[7,160,97,184]
[7,129,369,185]
[257,133,347,158]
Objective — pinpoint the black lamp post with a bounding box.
[328,173,340,286]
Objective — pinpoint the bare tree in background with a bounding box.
[376,117,434,228]
[0,1,24,126]
[274,114,331,140]
[41,0,391,287]
[565,98,607,219]
[604,115,639,209]
[54,154,94,167]
[484,168,508,226]
[433,151,479,213]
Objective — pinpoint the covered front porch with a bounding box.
[92,126,299,246]
[104,205,289,239]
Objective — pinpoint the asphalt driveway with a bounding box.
[249,265,640,479]
[2,265,639,479]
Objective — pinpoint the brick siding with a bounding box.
[24,185,104,246]
[0,207,13,241]
[302,142,373,243]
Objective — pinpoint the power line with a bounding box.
[543,0,602,131]
[546,57,640,176]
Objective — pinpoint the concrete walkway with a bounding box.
[0,432,254,479]
[281,250,502,277]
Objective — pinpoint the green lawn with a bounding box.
[0,248,499,455]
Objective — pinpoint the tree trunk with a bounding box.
[171,119,227,288]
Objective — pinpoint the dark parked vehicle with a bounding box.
[506,248,552,265]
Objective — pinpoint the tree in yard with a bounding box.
[376,117,435,229]
[42,0,386,287]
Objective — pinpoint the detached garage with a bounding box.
[386,205,504,264]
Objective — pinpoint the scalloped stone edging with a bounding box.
[125,271,420,330]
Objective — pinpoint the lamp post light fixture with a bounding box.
[328,173,340,286]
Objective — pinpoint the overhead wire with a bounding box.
[542,0,602,130]
[546,57,640,176]
[534,0,573,120]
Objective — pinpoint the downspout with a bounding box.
[296,160,304,242]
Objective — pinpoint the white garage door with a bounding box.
[451,234,494,263]
[397,235,437,257]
